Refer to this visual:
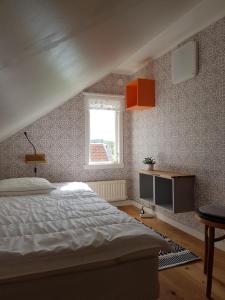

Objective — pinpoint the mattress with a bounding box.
[0,182,168,280]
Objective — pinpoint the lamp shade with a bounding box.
[25,154,46,164]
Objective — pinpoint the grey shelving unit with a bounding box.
[139,169,195,213]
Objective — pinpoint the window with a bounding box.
[84,93,124,169]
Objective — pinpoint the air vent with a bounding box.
[172,41,198,84]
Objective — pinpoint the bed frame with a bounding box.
[0,255,159,300]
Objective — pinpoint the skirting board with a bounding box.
[110,200,133,207]
[117,200,225,252]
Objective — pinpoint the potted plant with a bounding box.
[143,156,156,171]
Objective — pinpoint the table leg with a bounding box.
[206,226,215,299]
[204,225,209,274]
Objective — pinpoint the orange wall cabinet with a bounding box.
[126,78,155,110]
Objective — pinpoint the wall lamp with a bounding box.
[24,132,46,176]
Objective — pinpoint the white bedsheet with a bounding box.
[0,182,168,279]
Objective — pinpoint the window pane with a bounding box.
[89,109,117,163]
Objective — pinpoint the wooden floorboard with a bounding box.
[120,205,225,300]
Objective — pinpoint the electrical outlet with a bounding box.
[150,204,156,212]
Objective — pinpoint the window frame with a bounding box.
[84,93,124,170]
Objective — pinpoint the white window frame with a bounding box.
[84,93,124,170]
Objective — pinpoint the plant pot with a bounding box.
[147,164,154,171]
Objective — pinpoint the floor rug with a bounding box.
[138,220,201,270]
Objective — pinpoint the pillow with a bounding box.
[0,177,56,196]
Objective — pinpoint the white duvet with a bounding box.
[0,182,168,279]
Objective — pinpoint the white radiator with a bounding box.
[86,180,127,202]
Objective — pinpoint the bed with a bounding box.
[0,181,168,300]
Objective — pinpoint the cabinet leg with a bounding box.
[204,225,209,274]
[206,227,215,299]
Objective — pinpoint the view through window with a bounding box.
[89,109,118,164]
[85,94,123,168]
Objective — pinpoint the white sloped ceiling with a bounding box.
[0,0,212,141]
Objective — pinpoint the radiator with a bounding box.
[86,180,127,202]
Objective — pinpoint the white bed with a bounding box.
[0,182,168,300]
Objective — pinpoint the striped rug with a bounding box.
[158,237,200,270]
[138,220,200,270]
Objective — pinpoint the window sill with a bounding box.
[84,163,124,170]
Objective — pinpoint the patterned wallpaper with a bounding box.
[0,73,132,195]
[130,17,225,232]
[0,17,225,235]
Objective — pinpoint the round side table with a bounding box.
[197,205,225,299]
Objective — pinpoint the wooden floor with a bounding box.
[120,206,225,300]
